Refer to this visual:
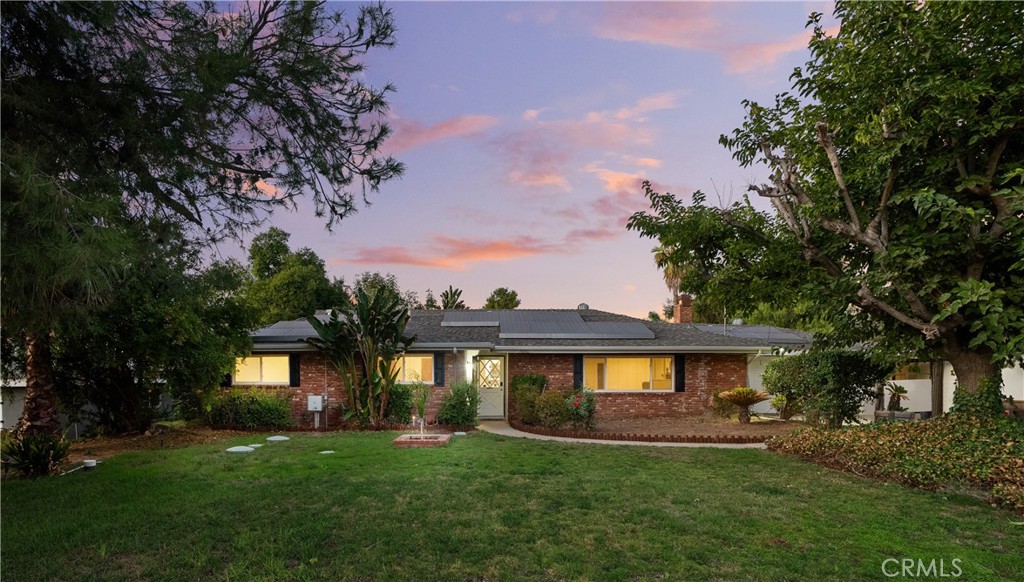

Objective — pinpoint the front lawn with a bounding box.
[3,432,1022,581]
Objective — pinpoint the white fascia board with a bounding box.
[494,345,767,354]
[409,342,496,350]
[251,343,318,352]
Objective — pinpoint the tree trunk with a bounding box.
[930,360,944,417]
[13,332,63,439]
[738,407,751,424]
[944,345,999,395]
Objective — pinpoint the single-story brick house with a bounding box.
[234,307,810,429]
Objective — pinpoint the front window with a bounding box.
[584,356,673,391]
[234,355,289,385]
[393,354,434,384]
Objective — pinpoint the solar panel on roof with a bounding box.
[441,312,500,326]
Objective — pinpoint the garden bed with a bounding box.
[510,415,804,444]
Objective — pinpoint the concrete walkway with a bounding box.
[477,420,767,449]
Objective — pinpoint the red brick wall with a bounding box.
[238,351,458,428]
[507,353,748,421]
[508,354,575,388]
[243,351,747,425]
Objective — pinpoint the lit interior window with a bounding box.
[233,355,290,385]
[584,356,673,391]
[394,354,434,383]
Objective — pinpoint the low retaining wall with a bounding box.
[508,419,768,444]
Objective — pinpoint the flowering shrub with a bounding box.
[566,387,597,430]
[767,414,1024,512]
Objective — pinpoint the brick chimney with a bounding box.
[673,294,693,324]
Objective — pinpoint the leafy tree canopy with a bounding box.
[1,1,402,437]
[629,1,1023,402]
[54,222,257,433]
[484,287,521,310]
[244,227,348,324]
[352,271,420,309]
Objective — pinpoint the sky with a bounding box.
[219,1,834,319]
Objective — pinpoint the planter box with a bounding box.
[393,434,451,448]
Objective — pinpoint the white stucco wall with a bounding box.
[747,354,776,414]
[1,386,26,431]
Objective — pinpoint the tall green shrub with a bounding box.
[386,383,413,424]
[762,351,888,428]
[535,391,571,429]
[207,389,292,429]
[510,374,547,424]
[437,381,480,427]
[762,356,815,420]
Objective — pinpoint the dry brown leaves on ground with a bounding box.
[595,415,805,438]
[66,425,250,465]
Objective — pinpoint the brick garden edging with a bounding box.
[508,419,769,444]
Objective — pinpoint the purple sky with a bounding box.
[220,1,833,319]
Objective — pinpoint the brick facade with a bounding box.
[507,353,575,388]
[244,351,747,427]
[595,354,747,420]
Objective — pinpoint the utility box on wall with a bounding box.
[307,395,323,412]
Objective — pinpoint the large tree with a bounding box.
[245,228,349,325]
[54,224,256,433]
[2,1,402,437]
[484,287,521,310]
[629,1,1023,412]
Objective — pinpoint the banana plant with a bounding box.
[307,285,416,427]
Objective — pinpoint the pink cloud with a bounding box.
[723,26,839,74]
[491,93,671,191]
[386,114,499,153]
[588,4,827,76]
[624,156,663,168]
[591,3,719,51]
[335,233,557,271]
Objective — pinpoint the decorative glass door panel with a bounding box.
[475,356,505,418]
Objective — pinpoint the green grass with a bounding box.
[3,433,1022,581]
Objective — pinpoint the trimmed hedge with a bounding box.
[208,389,293,430]
[767,414,1024,512]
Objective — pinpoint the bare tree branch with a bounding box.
[816,122,861,231]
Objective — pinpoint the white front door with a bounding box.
[475,356,505,419]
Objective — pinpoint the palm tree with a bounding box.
[653,245,685,314]
[716,387,771,423]
[2,156,128,439]
[440,285,467,310]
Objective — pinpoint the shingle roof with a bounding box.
[252,309,804,353]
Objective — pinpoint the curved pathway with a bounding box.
[477,420,767,449]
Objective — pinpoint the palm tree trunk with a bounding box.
[13,332,62,439]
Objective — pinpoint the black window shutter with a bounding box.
[573,355,584,389]
[433,352,445,387]
[289,354,301,387]
[674,355,686,392]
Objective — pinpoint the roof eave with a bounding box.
[494,345,768,354]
